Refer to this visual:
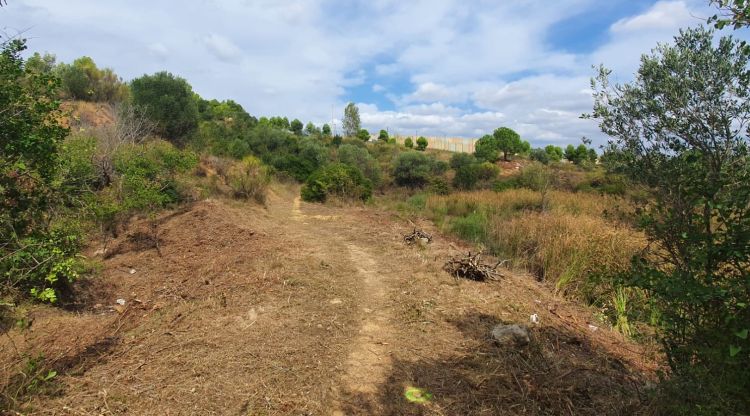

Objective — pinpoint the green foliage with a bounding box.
[343,102,361,137]
[304,122,321,137]
[494,127,524,161]
[112,140,197,212]
[290,118,303,136]
[378,129,389,142]
[227,156,270,204]
[392,151,435,188]
[709,0,750,30]
[474,134,499,162]
[130,71,199,142]
[589,27,750,413]
[404,137,414,148]
[322,124,332,137]
[357,128,370,141]
[564,143,596,166]
[529,148,550,164]
[416,136,428,151]
[449,152,477,170]
[337,144,382,186]
[57,56,128,103]
[300,163,372,203]
[428,177,451,195]
[453,163,481,190]
[0,38,76,304]
[545,145,564,162]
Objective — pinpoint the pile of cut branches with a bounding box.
[403,228,433,245]
[443,251,505,281]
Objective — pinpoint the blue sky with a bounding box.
[1,0,736,147]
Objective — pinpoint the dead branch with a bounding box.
[403,228,433,245]
[443,250,506,281]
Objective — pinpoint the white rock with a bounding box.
[530,314,540,324]
[588,324,599,332]
[115,298,126,306]
[129,268,136,275]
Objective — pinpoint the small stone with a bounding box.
[491,324,530,347]
[530,314,540,324]
[129,268,136,275]
[116,298,126,306]
[588,324,599,332]
[329,298,343,305]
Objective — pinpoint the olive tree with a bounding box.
[588,27,750,413]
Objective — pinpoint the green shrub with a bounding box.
[428,177,451,195]
[226,156,270,203]
[416,136,428,151]
[453,164,481,190]
[492,176,520,192]
[301,163,372,203]
[392,151,435,188]
[404,137,413,148]
[449,152,476,170]
[113,140,198,212]
[337,144,382,186]
[477,162,500,180]
[130,71,199,142]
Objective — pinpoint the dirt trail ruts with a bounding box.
[1,185,658,415]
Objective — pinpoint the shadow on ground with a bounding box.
[341,312,653,415]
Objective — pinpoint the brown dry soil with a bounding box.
[1,185,658,415]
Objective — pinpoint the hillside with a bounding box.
[1,186,656,415]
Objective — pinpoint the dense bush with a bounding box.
[56,56,128,103]
[416,136,428,151]
[1,38,76,303]
[450,152,476,170]
[404,137,414,148]
[112,140,198,212]
[301,163,372,202]
[130,71,199,142]
[337,144,382,186]
[392,151,436,187]
[453,163,481,190]
[226,156,270,203]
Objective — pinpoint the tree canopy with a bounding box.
[130,71,199,142]
[342,102,361,137]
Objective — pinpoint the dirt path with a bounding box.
[1,186,658,415]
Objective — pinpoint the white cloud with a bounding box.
[202,33,242,62]
[611,1,693,33]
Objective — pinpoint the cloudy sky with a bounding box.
[0,0,738,147]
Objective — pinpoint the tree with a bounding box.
[709,0,750,29]
[57,56,127,102]
[378,129,389,142]
[416,136,428,151]
[130,71,199,142]
[322,123,332,137]
[474,134,500,162]
[290,118,303,136]
[342,102,361,137]
[529,148,550,164]
[404,137,413,148]
[544,145,564,161]
[494,127,523,161]
[588,27,750,412]
[357,128,370,141]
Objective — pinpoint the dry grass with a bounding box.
[423,189,645,300]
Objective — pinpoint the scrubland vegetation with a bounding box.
[2,2,750,413]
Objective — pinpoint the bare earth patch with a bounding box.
[1,185,658,415]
